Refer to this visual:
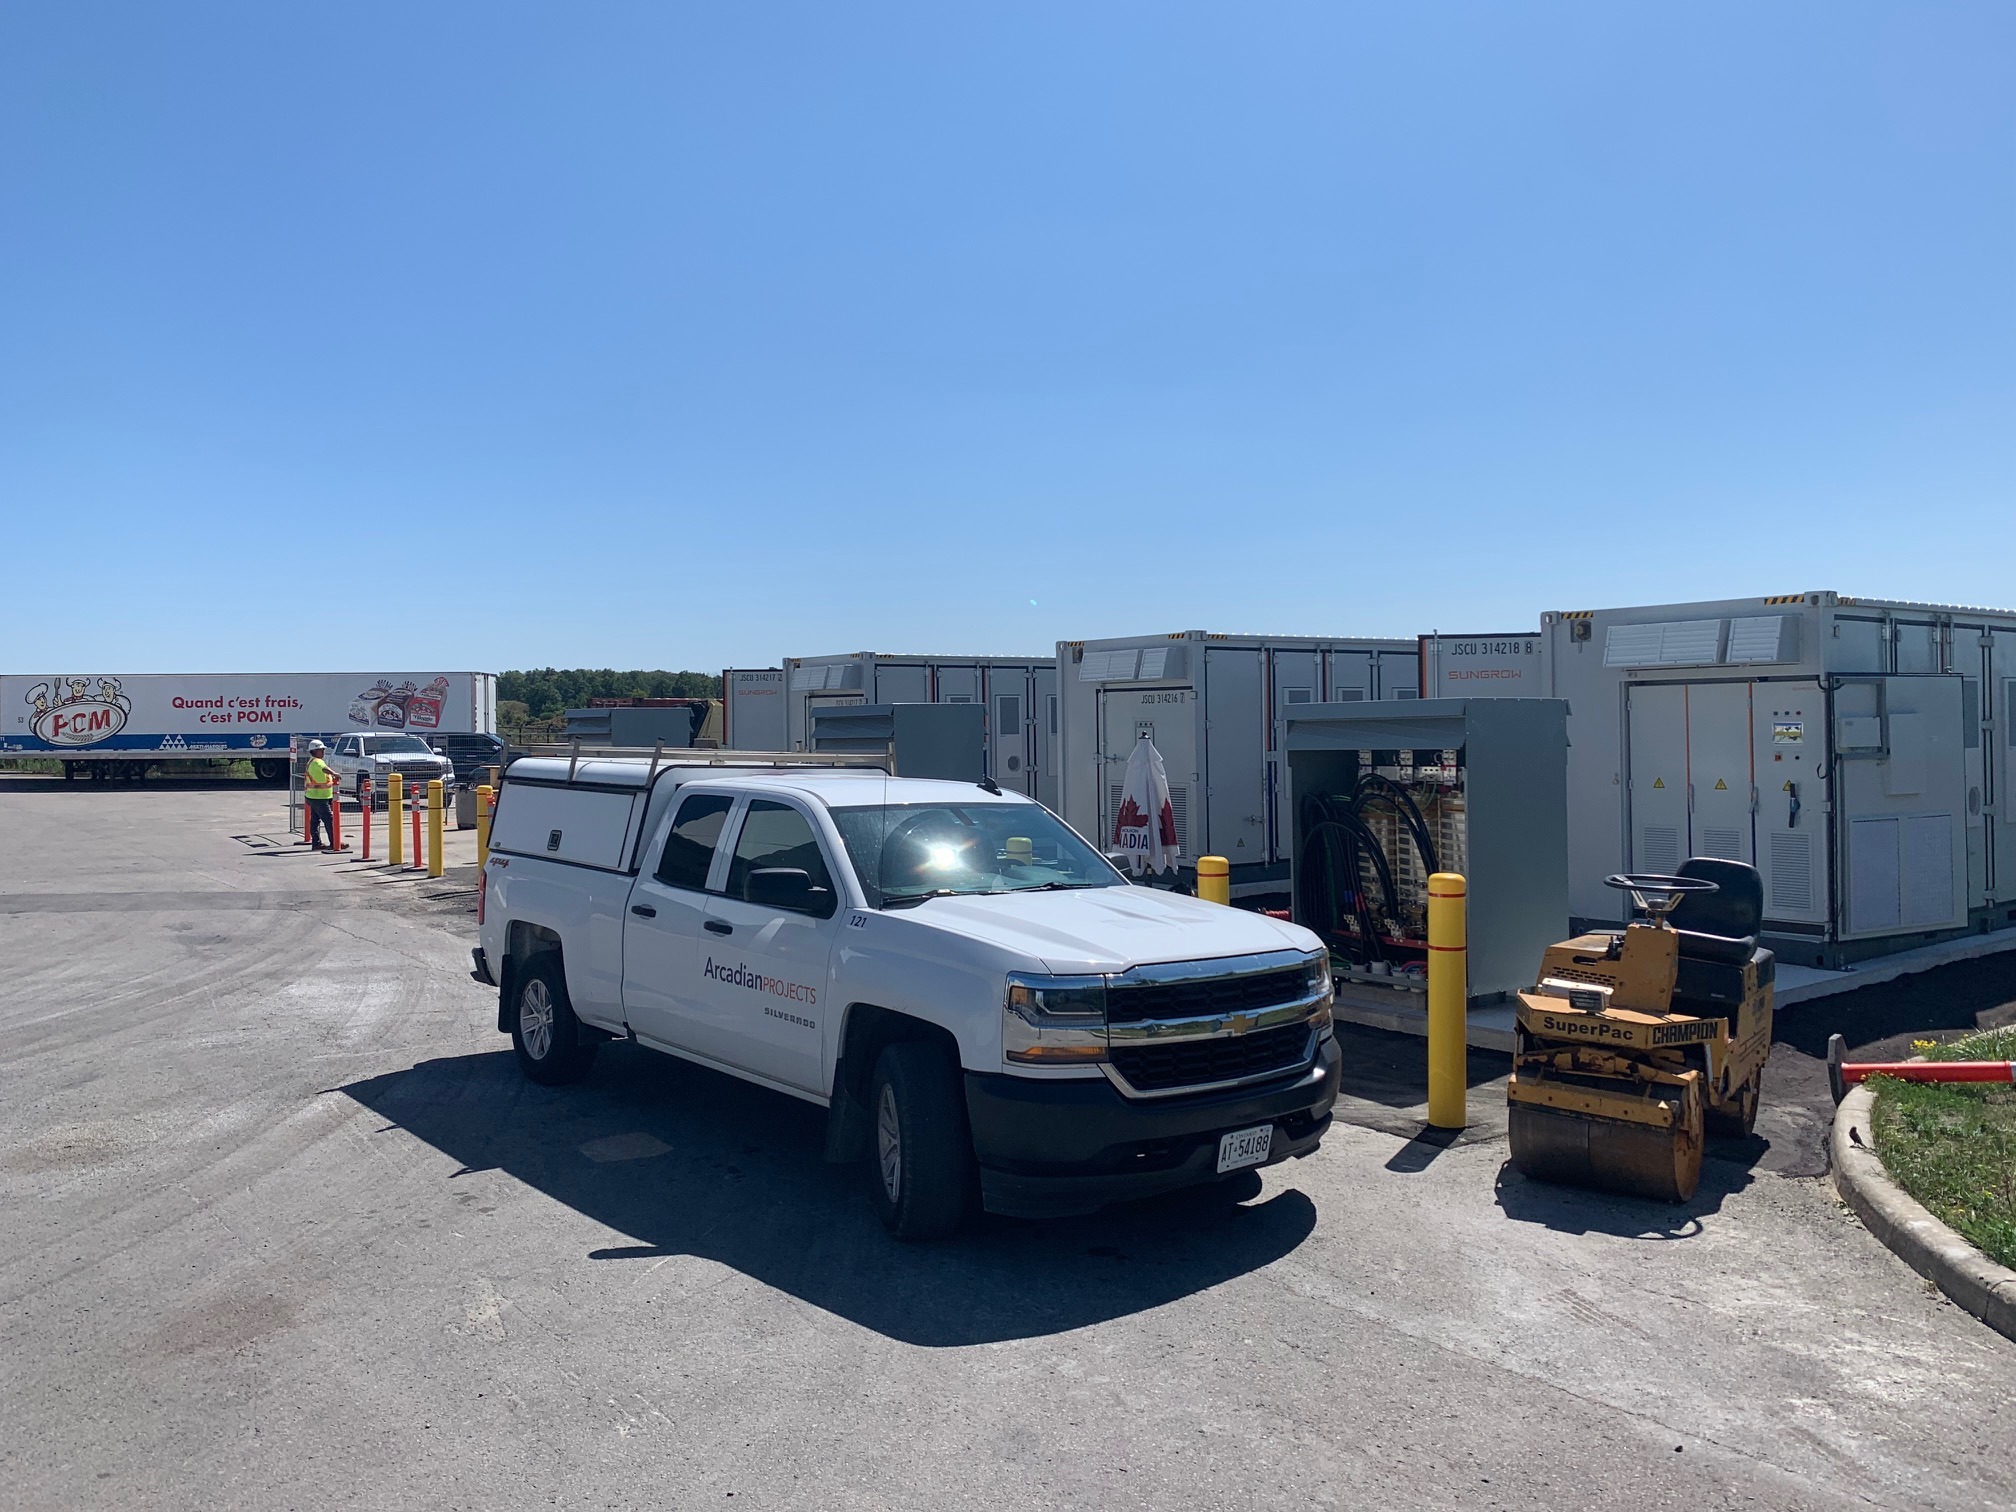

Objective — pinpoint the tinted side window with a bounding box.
[655,794,735,890]
[726,800,834,900]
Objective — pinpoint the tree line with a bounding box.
[497,668,722,727]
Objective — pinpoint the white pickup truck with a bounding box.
[473,756,1341,1238]
[326,732,457,804]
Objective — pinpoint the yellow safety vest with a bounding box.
[304,758,336,799]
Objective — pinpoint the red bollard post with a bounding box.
[359,777,373,862]
[411,802,423,870]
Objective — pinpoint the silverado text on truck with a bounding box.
[475,756,1341,1238]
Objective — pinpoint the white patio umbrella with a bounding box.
[1111,734,1180,876]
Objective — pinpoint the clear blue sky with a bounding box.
[3,3,2010,674]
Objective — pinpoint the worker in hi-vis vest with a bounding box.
[303,739,338,851]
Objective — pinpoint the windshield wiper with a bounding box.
[1006,881,1106,893]
[880,889,962,909]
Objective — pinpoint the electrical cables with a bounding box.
[1295,766,1444,964]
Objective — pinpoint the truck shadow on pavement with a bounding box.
[340,1045,1319,1348]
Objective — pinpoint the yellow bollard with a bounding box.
[427,779,445,878]
[1427,872,1468,1129]
[1196,855,1231,906]
[476,783,493,869]
[387,773,405,867]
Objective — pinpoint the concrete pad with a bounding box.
[1778,928,2016,1006]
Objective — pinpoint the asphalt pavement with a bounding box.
[3,776,2013,1511]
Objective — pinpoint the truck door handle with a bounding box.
[705,920,733,936]
[630,904,657,918]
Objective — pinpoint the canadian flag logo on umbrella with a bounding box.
[1112,735,1180,875]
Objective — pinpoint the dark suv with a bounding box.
[426,731,510,786]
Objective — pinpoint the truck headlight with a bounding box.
[1303,952,1335,1032]
[1003,973,1107,1065]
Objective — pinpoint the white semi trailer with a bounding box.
[0,671,497,781]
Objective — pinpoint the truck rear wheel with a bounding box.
[511,955,597,1086]
[867,1040,974,1241]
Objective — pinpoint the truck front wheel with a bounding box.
[867,1040,974,1241]
[511,955,597,1086]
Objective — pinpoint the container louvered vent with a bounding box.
[1639,825,1681,874]
[1603,620,1726,668]
[1726,615,1800,664]
[1700,827,1745,862]
[1080,646,1188,682]
[1768,832,1813,911]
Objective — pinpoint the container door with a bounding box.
[876,663,929,704]
[1326,651,1371,701]
[1959,640,1987,908]
[1686,681,1755,864]
[934,665,979,704]
[1992,631,2016,903]
[1269,651,1319,863]
[1751,681,1827,926]
[1203,648,1264,866]
[1374,649,1420,699]
[1835,676,1967,939]
[1033,665,1059,810]
[1626,684,1690,876]
[993,687,1031,795]
[1098,685,1195,860]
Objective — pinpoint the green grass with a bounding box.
[1870,1025,2016,1269]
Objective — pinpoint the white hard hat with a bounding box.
[308,739,327,752]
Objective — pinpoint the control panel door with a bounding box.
[1751,681,1827,926]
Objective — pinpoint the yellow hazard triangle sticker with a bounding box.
[1714,778,1728,790]
[1652,777,1665,788]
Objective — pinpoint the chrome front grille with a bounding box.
[1109,1023,1315,1093]
[1098,950,1329,1099]
[1106,963,1308,1025]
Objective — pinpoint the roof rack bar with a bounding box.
[568,739,581,781]
[646,739,665,783]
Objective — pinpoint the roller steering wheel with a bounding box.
[1604,871,1718,924]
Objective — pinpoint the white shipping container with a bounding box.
[780,652,1058,803]
[0,671,496,765]
[722,668,788,751]
[1541,591,2016,965]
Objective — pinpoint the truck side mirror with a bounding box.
[744,867,833,917]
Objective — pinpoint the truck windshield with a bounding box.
[368,737,435,755]
[829,802,1125,907]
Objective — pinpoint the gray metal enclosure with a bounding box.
[1284,699,1569,1004]
[1056,631,1420,892]
[1542,590,2016,966]
[781,652,1057,802]
[807,703,985,783]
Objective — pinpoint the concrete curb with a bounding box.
[1830,1081,2016,1344]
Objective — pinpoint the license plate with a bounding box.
[1215,1123,1274,1174]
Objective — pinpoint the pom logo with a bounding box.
[27,678,132,747]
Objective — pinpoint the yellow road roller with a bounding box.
[1507,859,1774,1202]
